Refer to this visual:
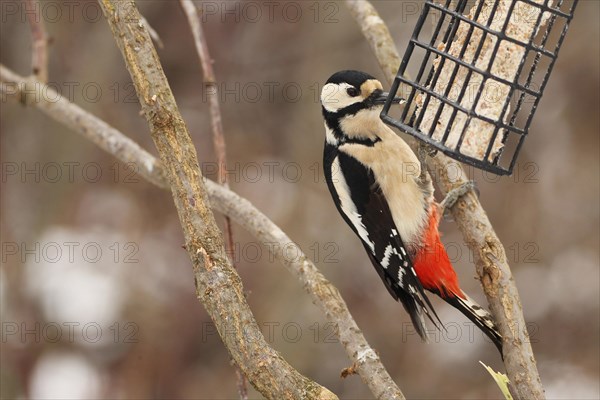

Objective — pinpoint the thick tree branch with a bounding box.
[95,1,335,398]
[345,1,544,398]
[1,64,405,400]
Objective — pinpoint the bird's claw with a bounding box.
[440,180,478,217]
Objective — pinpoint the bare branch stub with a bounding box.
[345,1,544,398]
[95,1,337,398]
[24,0,49,83]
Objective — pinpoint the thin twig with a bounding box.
[24,0,48,83]
[345,1,544,398]
[178,0,235,273]
[179,1,245,397]
[96,1,336,398]
[139,15,164,49]
[234,368,249,400]
[179,0,227,187]
[0,68,166,188]
[1,63,406,400]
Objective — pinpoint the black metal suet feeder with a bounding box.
[381,0,578,175]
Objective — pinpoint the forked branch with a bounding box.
[96,0,336,398]
[1,1,407,396]
[1,62,405,400]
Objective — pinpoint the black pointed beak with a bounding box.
[371,90,404,105]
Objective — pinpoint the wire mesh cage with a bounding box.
[381,0,578,175]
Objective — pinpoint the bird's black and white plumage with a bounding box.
[320,70,502,352]
[324,145,440,338]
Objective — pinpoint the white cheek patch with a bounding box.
[321,83,362,113]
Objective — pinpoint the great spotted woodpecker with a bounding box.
[321,70,502,353]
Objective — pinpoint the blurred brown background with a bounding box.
[1,1,598,399]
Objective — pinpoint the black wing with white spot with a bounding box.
[323,144,441,339]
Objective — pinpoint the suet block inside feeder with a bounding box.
[381,0,578,175]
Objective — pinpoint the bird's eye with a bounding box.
[346,87,360,97]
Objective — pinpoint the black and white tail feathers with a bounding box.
[397,289,435,342]
[444,293,503,354]
[413,290,503,353]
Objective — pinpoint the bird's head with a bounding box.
[320,70,403,113]
[320,70,403,143]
